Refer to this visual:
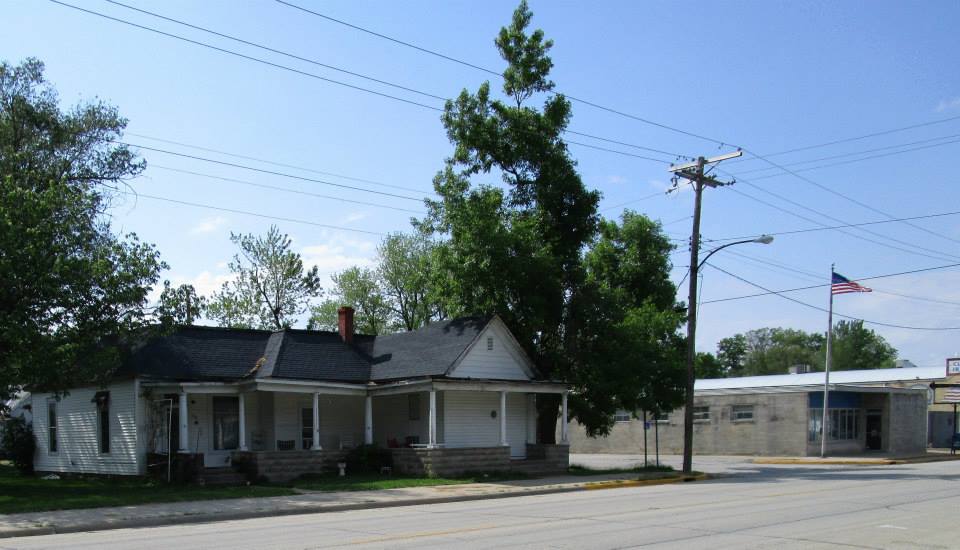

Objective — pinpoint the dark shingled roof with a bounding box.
[126,317,497,384]
[368,317,489,382]
[125,326,269,381]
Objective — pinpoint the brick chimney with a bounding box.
[337,306,355,344]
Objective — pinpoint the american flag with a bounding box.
[832,272,872,295]
[944,387,960,403]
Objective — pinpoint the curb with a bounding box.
[583,473,708,490]
[752,458,903,465]
[0,476,709,540]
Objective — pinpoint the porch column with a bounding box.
[178,391,189,452]
[526,394,537,444]
[500,391,508,446]
[312,392,322,450]
[364,395,373,445]
[561,391,569,443]
[428,390,437,447]
[238,393,247,451]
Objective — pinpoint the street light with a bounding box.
[681,234,773,474]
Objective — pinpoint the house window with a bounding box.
[808,409,861,442]
[732,405,754,422]
[47,400,58,454]
[487,336,494,351]
[613,410,631,423]
[301,408,313,450]
[212,396,239,450]
[94,391,110,454]
[654,411,670,423]
[408,394,421,421]
[693,406,710,422]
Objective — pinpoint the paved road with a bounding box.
[6,460,959,549]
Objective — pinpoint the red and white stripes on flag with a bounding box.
[832,272,872,295]
[943,387,960,403]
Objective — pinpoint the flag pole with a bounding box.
[820,263,835,458]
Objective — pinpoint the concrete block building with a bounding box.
[570,367,940,457]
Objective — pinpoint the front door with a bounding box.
[866,411,882,450]
[205,396,239,467]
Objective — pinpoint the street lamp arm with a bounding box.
[697,239,763,271]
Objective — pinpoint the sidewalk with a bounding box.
[0,472,696,539]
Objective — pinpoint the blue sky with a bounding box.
[4,0,960,367]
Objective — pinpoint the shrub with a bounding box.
[1,416,36,475]
[344,444,392,474]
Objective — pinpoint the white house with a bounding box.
[30,309,570,481]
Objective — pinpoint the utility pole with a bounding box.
[669,150,742,475]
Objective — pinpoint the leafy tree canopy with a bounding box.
[0,58,164,401]
[309,267,391,335]
[207,225,321,329]
[156,281,206,326]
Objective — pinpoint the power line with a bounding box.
[600,190,668,213]
[727,114,960,165]
[733,134,960,176]
[148,165,426,214]
[704,262,960,331]
[563,130,687,159]
[702,262,960,304]
[730,147,960,248]
[705,209,960,243]
[128,133,434,195]
[273,0,730,149]
[49,0,445,112]
[745,137,960,182]
[118,190,386,236]
[82,2,682,168]
[119,141,427,202]
[104,0,448,102]
[727,186,960,263]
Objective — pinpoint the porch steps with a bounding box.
[199,467,247,486]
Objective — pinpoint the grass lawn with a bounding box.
[0,462,295,515]
[292,471,524,492]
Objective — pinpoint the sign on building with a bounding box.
[948,357,960,377]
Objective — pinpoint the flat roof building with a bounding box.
[569,366,944,457]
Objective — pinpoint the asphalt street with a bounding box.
[4,459,958,549]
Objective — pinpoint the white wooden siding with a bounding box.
[33,379,140,475]
[506,393,528,457]
[450,322,533,381]
[442,391,501,448]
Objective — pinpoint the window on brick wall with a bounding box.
[613,410,631,423]
[732,405,754,422]
[693,406,710,422]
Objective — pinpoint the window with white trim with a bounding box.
[732,405,754,422]
[94,391,110,454]
[613,410,631,423]
[47,399,58,454]
[693,406,710,422]
[653,411,670,423]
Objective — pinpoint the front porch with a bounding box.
[143,378,570,481]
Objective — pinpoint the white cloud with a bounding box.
[340,211,369,224]
[936,97,960,112]
[301,240,377,285]
[607,175,628,185]
[190,216,227,234]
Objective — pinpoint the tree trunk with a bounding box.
[535,393,561,444]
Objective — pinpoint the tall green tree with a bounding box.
[695,352,725,379]
[0,58,164,401]
[717,333,748,377]
[418,1,604,439]
[574,211,685,434]
[156,281,206,325]
[377,233,444,330]
[827,320,897,371]
[308,267,392,335]
[208,225,321,329]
